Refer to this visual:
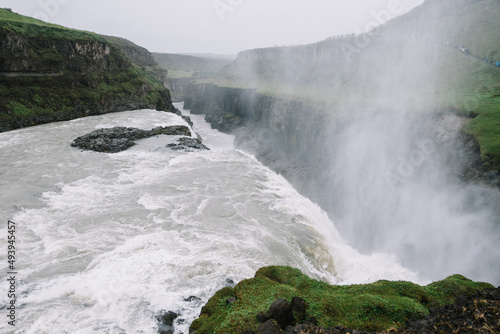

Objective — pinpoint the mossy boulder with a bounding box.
[190,266,493,333]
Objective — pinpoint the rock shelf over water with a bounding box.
[71,125,192,153]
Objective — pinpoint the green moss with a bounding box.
[190,266,493,333]
[424,274,493,308]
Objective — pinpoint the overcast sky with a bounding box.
[2,0,424,55]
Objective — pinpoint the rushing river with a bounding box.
[0,103,421,333]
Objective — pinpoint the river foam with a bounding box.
[0,104,420,333]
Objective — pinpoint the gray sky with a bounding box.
[2,0,424,55]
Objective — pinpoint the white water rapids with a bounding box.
[1,103,423,333]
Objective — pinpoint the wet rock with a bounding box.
[184,296,202,303]
[256,310,271,323]
[282,323,328,333]
[155,310,178,334]
[150,125,191,136]
[290,297,307,323]
[167,137,210,151]
[71,127,143,152]
[155,310,178,326]
[71,125,191,153]
[257,319,282,334]
[255,297,308,331]
[269,299,295,329]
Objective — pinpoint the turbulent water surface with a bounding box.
[0,104,420,334]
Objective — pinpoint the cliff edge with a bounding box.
[0,8,174,132]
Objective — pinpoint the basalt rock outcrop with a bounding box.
[167,137,210,151]
[155,310,179,334]
[71,126,191,153]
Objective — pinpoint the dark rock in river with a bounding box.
[155,310,178,327]
[167,137,210,151]
[71,125,191,153]
[184,296,202,303]
[155,310,178,334]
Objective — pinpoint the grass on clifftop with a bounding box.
[0,8,102,42]
[0,8,171,131]
[190,266,493,333]
[0,8,63,28]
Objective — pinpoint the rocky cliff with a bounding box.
[102,35,170,90]
[184,0,500,208]
[152,52,234,101]
[186,83,331,194]
[0,9,174,132]
[237,38,352,63]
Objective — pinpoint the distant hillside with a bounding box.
[0,8,174,132]
[192,0,500,169]
[152,52,233,79]
[102,35,170,89]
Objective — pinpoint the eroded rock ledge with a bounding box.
[167,137,210,151]
[71,125,192,153]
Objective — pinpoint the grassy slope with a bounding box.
[0,7,68,29]
[0,9,170,130]
[191,266,493,333]
[0,8,105,43]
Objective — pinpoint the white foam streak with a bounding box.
[0,105,421,334]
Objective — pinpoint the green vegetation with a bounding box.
[190,266,493,333]
[0,7,66,29]
[0,7,104,42]
[466,96,500,168]
[392,0,500,169]
[0,8,171,131]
